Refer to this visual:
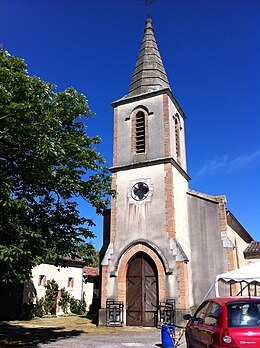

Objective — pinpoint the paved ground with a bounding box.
[0,318,187,347]
[36,327,187,348]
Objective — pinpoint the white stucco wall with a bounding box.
[32,263,86,313]
[173,168,189,258]
[168,96,187,171]
[83,281,95,311]
[115,94,165,166]
[113,164,167,250]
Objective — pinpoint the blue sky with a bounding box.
[1,0,259,250]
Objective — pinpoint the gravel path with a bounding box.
[37,327,187,348]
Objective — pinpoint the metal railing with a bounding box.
[106,299,124,326]
[157,299,176,327]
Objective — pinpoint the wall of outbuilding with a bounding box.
[31,263,91,314]
[227,225,249,269]
[187,193,229,307]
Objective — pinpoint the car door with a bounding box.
[200,301,222,347]
[187,301,211,348]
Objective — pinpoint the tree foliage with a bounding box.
[76,242,100,268]
[0,49,113,282]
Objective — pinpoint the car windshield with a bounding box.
[227,301,260,328]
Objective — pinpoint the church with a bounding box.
[99,17,254,326]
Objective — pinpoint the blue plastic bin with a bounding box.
[161,324,175,348]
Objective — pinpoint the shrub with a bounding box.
[32,279,87,317]
[43,279,59,315]
[58,288,71,314]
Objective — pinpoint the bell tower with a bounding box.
[112,17,187,172]
[100,17,191,326]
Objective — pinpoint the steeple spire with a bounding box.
[126,17,170,98]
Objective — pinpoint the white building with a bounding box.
[32,257,99,314]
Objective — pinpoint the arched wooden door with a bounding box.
[126,252,158,326]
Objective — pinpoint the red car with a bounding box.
[183,297,260,348]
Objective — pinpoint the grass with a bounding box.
[0,316,112,346]
[9,316,96,331]
[0,316,183,346]
[0,316,160,346]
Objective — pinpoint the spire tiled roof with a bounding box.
[126,17,170,97]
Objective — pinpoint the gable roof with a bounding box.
[44,256,87,268]
[226,210,253,243]
[83,266,99,277]
[187,189,226,203]
[244,241,260,259]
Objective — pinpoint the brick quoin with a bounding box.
[227,248,240,295]
[131,110,136,152]
[218,199,236,273]
[218,200,228,233]
[164,163,175,239]
[177,261,190,309]
[110,173,117,244]
[227,247,236,271]
[145,112,148,151]
[100,265,108,309]
[163,94,171,158]
[117,244,166,303]
[218,200,239,294]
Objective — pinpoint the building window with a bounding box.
[67,277,74,288]
[38,275,46,287]
[135,111,146,153]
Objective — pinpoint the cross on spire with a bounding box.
[144,0,156,18]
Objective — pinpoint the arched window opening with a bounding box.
[175,118,181,159]
[136,111,145,153]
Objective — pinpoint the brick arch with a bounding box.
[132,105,149,114]
[117,243,166,303]
[114,239,171,274]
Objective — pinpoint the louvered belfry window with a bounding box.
[136,111,145,153]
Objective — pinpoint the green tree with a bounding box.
[76,242,100,267]
[0,49,113,282]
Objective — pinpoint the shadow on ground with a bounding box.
[0,323,83,347]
